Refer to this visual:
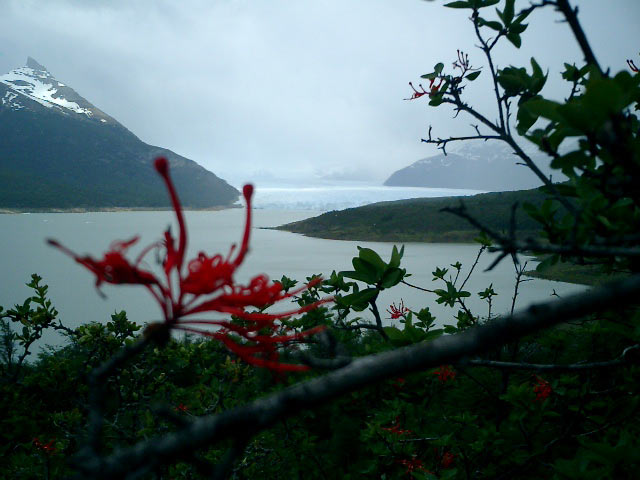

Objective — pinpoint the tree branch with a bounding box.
[555,0,603,75]
[440,204,640,268]
[465,344,640,371]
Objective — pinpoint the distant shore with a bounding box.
[0,205,240,214]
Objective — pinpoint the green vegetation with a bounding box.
[2,270,639,479]
[524,256,630,286]
[277,188,548,243]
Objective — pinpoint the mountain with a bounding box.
[384,142,566,192]
[0,57,239,209]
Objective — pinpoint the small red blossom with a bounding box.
[432,365,456,383]
[387,299,409,319]
[392,377,406,390]
[382,416,413,436]
[397,457,430,475]
[49,157,331,372]
[33,437,57,455]
[404,78,443,101]
[174,403,189,413]
[533,376,552,402]
[628,59,639,73]
[441,451,456,469]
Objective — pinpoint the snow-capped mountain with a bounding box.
[0,58,238,209]
[0,57,114,122]
[384,141,566,191]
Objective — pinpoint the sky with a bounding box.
[0,0,638,186]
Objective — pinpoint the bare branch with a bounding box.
[471,8,506,130]
[555,0,604,75]
[465,344,640,371]
[441,204,640,268]
[401,279,436,293]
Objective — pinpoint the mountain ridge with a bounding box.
[0,58,239,209]
[384,142,565,191]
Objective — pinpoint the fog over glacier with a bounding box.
[248,185,482,211]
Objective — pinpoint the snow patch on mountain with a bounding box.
[0,66,93,116]
[2,91,23,110]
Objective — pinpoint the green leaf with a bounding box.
[510,22,528,34]
[477,17,503,31]
[380,268,405,289]
[478,0,500,7]
[434,62,445,75]
[444,1,472,8]
[357,247,386,274]
[388,245,404,269]
[497,67,528,96]
[432,267,449,280]
[466,71,481,81]
[423,329,444,341]
[522,98,562,122]
[503,0,515,25]
[352,257,379,279]
[341,270,377,284]
[443,324,458,334]
[383,326,407,344]
[506,31,521,48]
[514,8,532,25]
[517,101,540,134]
[530,57,543,79]
[337,288,378,309]
[429,94,444,106]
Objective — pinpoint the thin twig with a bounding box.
[465,344,639,371]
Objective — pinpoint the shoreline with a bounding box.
[270,226,485,244]
[0,205,241,214]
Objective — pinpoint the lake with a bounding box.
[0,203,586,350]
[248,184,483,210]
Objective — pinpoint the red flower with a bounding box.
[432,365,456,383]
[397,457,430,475]
[49,157,331,372]
[387,299,409,319]
[392,377,406,390]
[441,451,456,469]
[533,376,552,402]
[404,78,443,101]
[33,437,57,455]
[382,416,413,436]
[174,403,189,413]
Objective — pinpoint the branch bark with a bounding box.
[465,344,639,371]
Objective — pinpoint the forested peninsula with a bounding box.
[277,187,547,243]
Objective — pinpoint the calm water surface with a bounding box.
[1,209,585,349]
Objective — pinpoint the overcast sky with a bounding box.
[1,0,638,186]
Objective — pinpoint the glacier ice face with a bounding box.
[247,185,482,211]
